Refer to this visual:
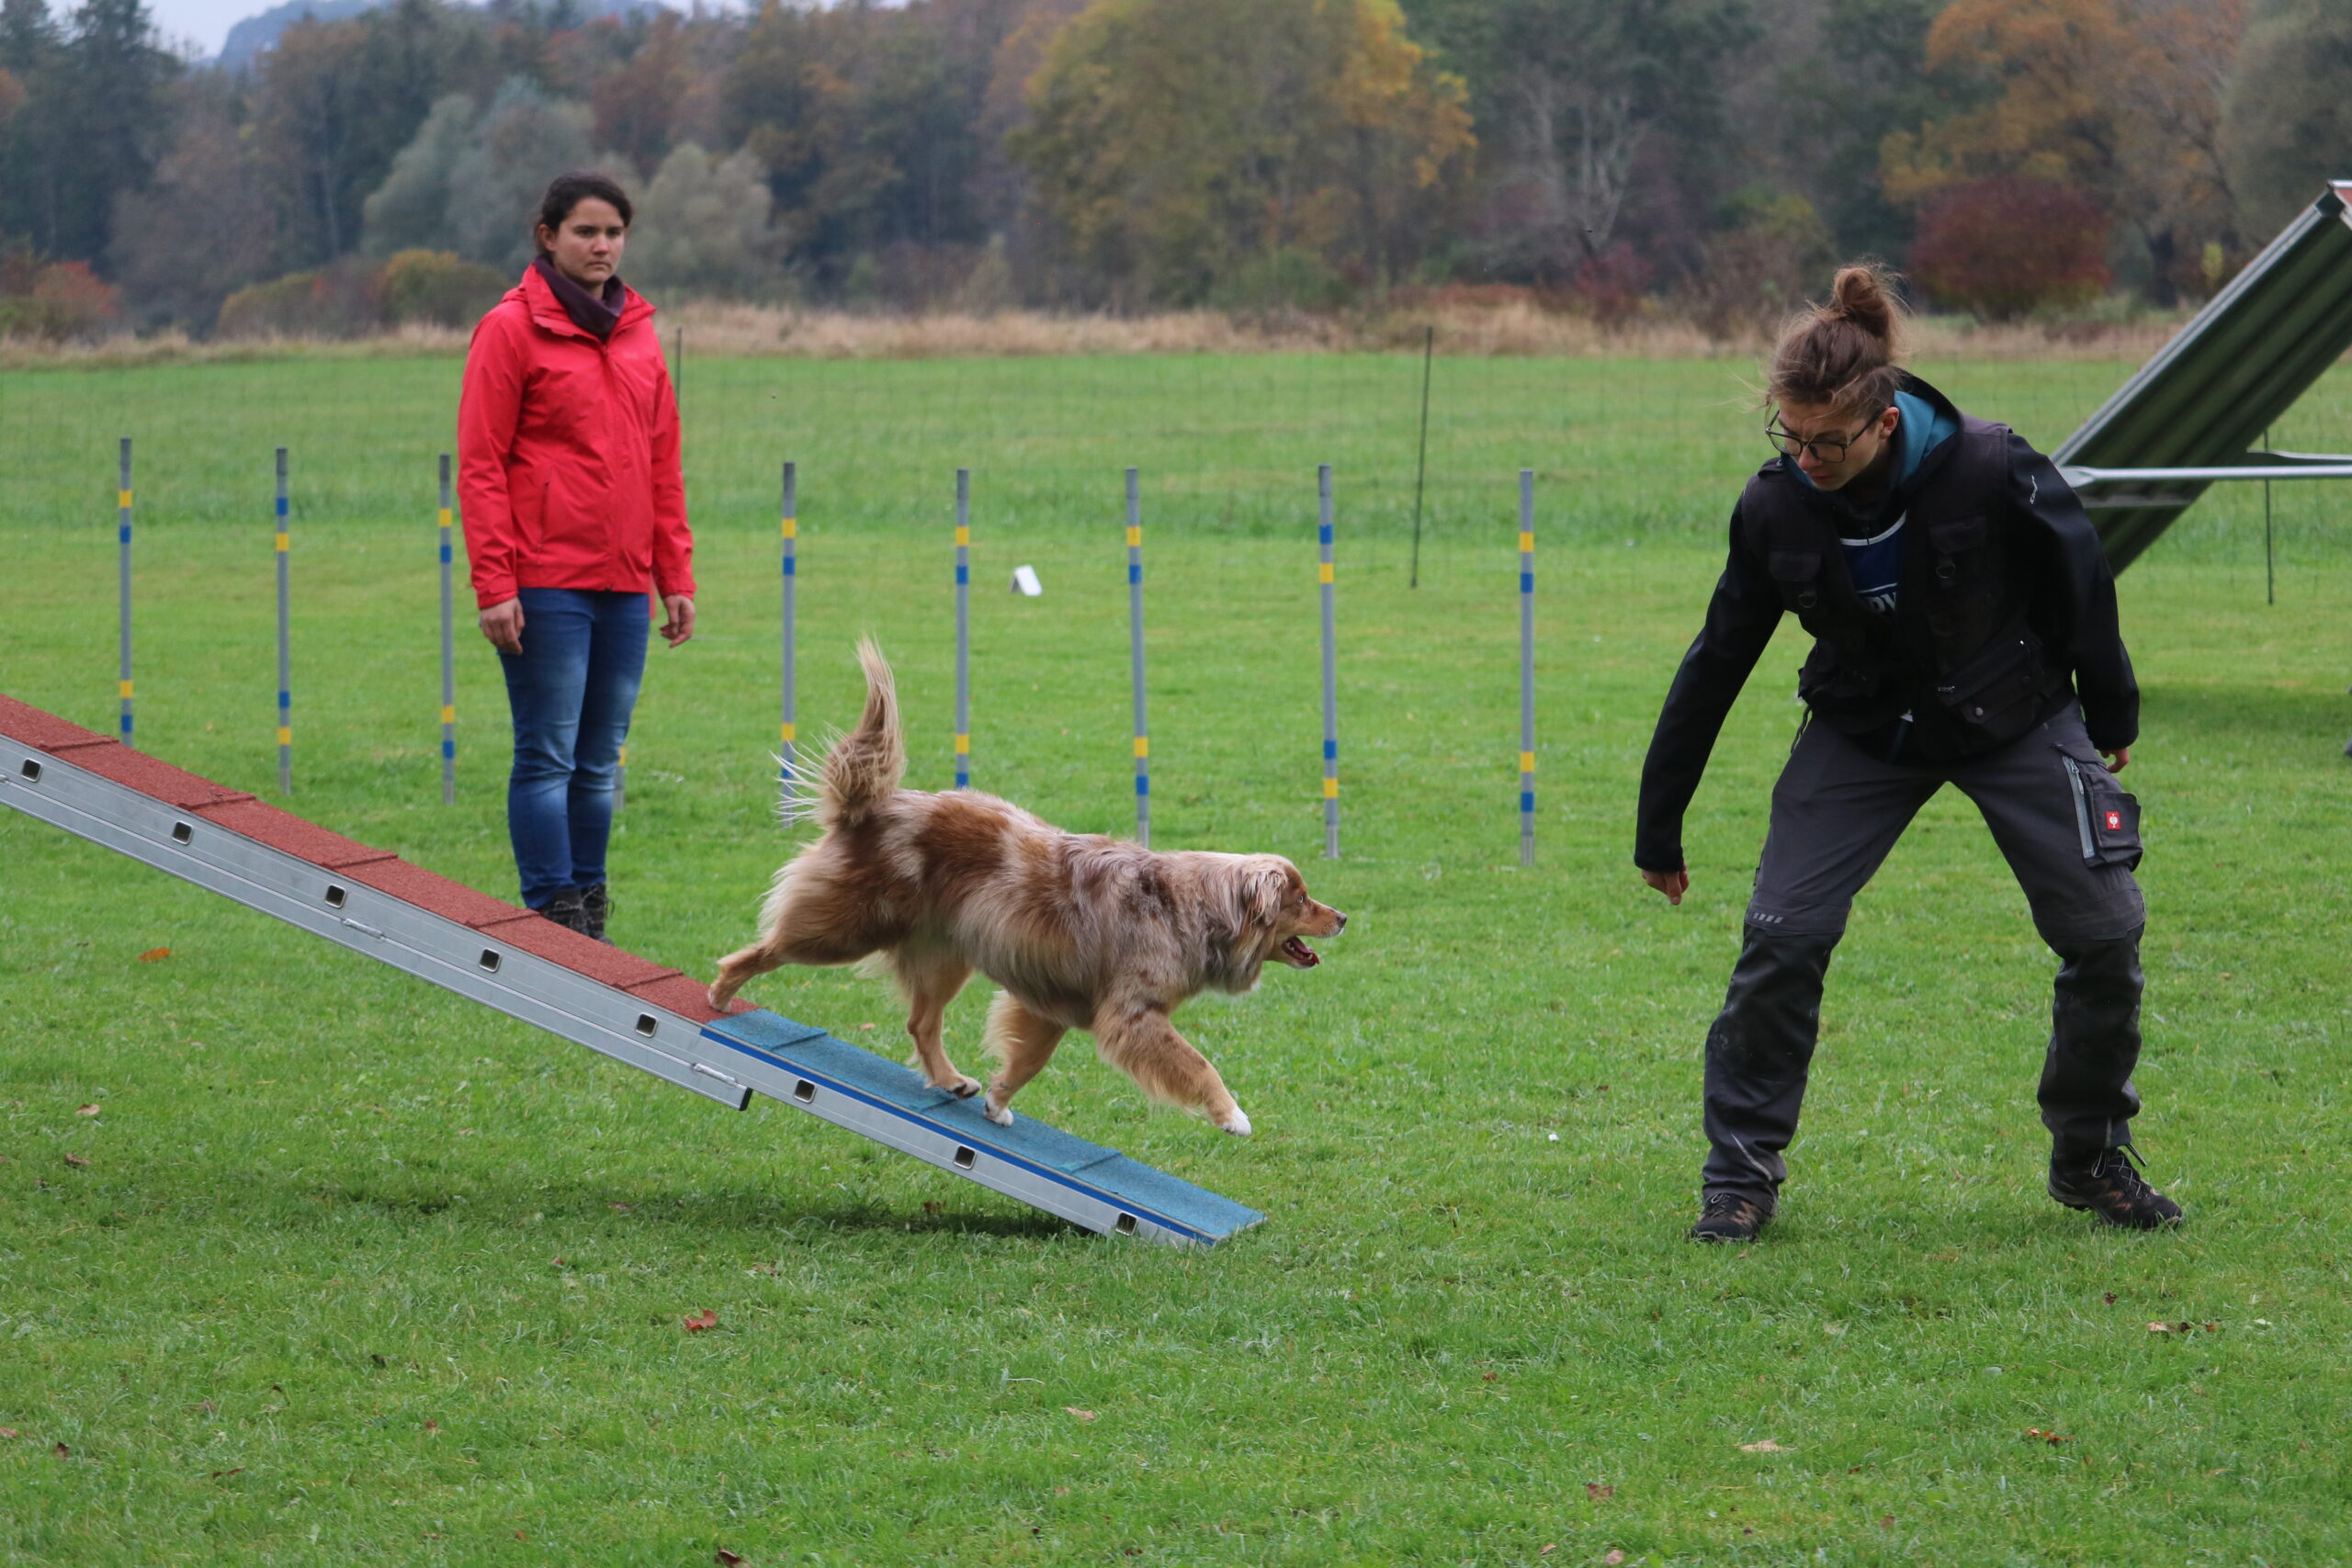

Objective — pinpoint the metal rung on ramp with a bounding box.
[0,692,1262,1247]
[2054,180,2352,571]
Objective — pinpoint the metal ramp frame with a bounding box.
[2054,180,2352,571]
[0,693,1262,1248]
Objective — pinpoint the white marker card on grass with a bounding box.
[1010,565,1043,597]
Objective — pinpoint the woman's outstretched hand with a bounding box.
[1642,865,1690,906]
[660,594,695,647]
[479,596,525,655]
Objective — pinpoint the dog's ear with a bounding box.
[1239,862,1290,929]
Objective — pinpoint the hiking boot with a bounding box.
[1689,1191,1772,1244]
[538,888,591,936]
[2049,1145,2182,1229]
[579,882,614,945]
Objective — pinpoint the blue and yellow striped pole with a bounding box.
[117,437,133,748]
[1126,467,1149,847]
[1317,463,1339,859]
[1518,468,1536,868]
[781,460,797,799]
[275,446,292,795]
[954,467,971,790]
[438,454,457,805]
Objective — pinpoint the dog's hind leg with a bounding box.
[980,992,1068,1128]
[895,947,980,1098]
[707,864,884,1010]
[1091,1008,1250,1136]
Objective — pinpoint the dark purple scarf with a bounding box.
[533,253,626,341]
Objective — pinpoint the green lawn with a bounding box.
[2,350,2348,1564]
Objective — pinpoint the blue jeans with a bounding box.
[496,589,649,908]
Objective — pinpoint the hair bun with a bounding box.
[1828,265,1896,342]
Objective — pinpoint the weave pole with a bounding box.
[438,454,456,805]
[1517,468,1535,868]
[954,467,971,789]
[275,446,292,795]
[1317,463,1339,859]
[1126,467,1149,846]
[780,459,798,797]
[117,437,133,748]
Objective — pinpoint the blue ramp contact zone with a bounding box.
[701,1010,1265,1244]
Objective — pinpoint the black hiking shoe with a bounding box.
[537,889,591,936]
[1688,1191,1772,1244]
[2049,1145,2182,1230]
[579,882,614,945]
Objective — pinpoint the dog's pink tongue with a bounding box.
[1284,937,1319,966]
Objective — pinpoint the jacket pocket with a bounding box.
[2061,751,2143,871]
[1934,629,2046,733]
[1768,550,1823,612]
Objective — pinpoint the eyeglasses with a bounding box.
[1766,413,1873,464]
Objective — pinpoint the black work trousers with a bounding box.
[1701,707,2148,1206]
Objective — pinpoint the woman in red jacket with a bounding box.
[458,171,695,941]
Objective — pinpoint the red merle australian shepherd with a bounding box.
[707,640,1345,1134]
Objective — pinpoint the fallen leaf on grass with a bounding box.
[138,948,169,962]
[53,1442,70,1458]
[210,1467,243,1479]
[1878,1516,1894,1530]
[1603,1552,1625,1566]
[0,1427,16,1438]
[514,1531,527,1541]
[1586,1482,1614,1499]
[2024,1428,2072,1445]
[2202,1322,2219,1333]
[423,1420,440,1434]
[1540,1547,1555,1558]
[1737,1440,1788,1453]
[2103,1292,2117,1304]
[717,1551,746,1567]
[1063,1406,1097,1422]
[2146,1321,2192,1334]
[62,1153,88,1168]
[76,1104,99,1117]
[682,1310,718,1332]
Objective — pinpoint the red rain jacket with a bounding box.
[457,265,692,610]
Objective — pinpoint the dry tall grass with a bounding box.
[0,300,2199,370]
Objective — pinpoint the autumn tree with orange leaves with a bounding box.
[1880,0,2249,305]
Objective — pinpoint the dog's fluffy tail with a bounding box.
[812,637,906,830]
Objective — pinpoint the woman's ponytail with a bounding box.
[1767,262,1908,416]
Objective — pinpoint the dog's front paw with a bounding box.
[1217,1104,1252,1137]
[936,1075,982,1100]
[983,1099,1014,1127]
[704,984,730,1011]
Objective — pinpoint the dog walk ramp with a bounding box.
[2053,179,2352,571]
[0,692,1261,1248]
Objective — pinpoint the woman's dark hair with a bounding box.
[1766,263,1907,417]
[535,171,634,250]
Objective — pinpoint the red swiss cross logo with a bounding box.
[2104,810,2122,831]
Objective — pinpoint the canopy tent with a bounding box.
[2055,181,2352,572]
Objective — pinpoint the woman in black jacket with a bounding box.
[1636,265,2180,1243]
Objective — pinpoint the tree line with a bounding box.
[0,0,2345,339]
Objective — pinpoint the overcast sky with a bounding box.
[149,0,266,57]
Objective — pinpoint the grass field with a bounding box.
[3,350,2350,1565]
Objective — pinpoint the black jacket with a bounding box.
[1634,376,2137,874]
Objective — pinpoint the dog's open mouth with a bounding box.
[1278,936,1320,967]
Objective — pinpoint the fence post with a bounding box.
[276,446,291,795]
[1519,468,1536,868]
[118,437,133,748]
[1318,463,1339,859]
[439,454,457,805]
[955,467,971,790]
[1127,467,1148,847]
[781,459,798,800]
